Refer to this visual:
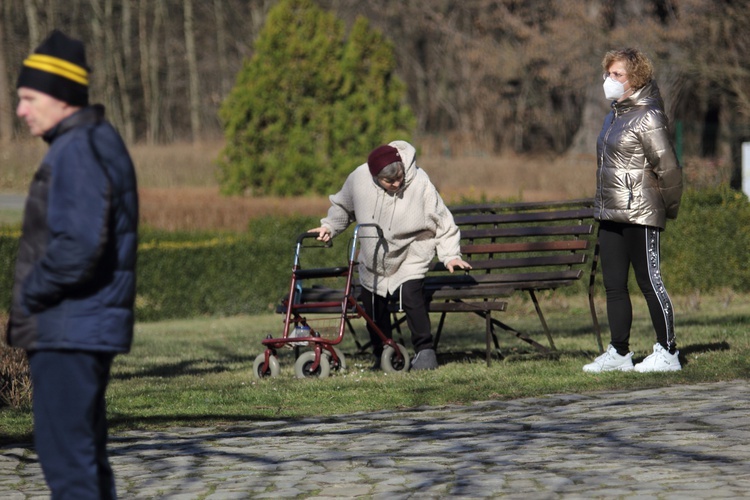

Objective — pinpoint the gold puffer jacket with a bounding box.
[594,80,682,229]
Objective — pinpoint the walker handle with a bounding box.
[297,231,332,247]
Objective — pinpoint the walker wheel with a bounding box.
[326,346,347,373]
[294,351,331,379]
[252,353,281,379]
[381,343,410,373]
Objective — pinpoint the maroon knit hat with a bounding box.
[367,145,401,176]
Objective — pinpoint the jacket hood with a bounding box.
[371,140,417,194]
[388,140,417,182]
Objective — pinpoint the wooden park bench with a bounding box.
[390,198,603,365]
[279,199,603,366]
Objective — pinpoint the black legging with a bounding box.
[598,220,676,355]
[359,278,434,357]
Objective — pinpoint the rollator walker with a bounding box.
[252,224,411,379]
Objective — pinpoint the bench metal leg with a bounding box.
[485,312,493,366]
[589,294,603,353]
[346,317,371,353]
[421,305,505,366]
[433,310,448,351]
[433,301,546,358]
[434,307,503,366]
[529,290,556,351]
[396,301,548,362]
[389,312,408,346]
[487,316,551,353]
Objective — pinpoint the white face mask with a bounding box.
[603,77,628,100]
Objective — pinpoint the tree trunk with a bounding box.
[150,1,165,142]
[139,0,163,144]
[184,0,201,141]
[23,0,40,50]
[0,19,14,142]
[89,0,125,131]
[117,0,135,143]
[138,0,153,144]
[213,0,230,98]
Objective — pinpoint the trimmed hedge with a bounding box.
[0,216,341,322]
[661,186,750,292]
[136,216,343,321]
[1,188,749,321]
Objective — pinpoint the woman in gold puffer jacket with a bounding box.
[584,48,683,374]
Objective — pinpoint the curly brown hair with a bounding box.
[602,48,654,90]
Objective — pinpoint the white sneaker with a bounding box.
[634,343,681,372]
[583,344,634,373]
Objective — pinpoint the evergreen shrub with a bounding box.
[217,0,415,196]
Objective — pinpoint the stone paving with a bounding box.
[1,379,749,499]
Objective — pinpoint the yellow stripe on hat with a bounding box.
[23,54,89,86]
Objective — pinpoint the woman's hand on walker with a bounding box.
[308,227,332,243]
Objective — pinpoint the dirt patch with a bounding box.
[140,187,332,232]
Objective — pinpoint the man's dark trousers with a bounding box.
[28,350,116,500]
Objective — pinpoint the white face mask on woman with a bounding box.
[603,77,628,100]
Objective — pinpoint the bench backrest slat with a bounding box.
[430,253,587,272]
[454,207,594,226]
[459,224,594,240]
[462,239,589,254]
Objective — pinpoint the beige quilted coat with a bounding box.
[321,140,462,296]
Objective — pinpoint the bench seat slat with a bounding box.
[427,301,508,312]
[429,289,513,300]
[431,279,579,296]
[424,269,583,287]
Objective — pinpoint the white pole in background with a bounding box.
[744,142,750,198]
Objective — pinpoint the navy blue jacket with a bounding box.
[7,105,138,353]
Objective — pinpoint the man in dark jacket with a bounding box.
[7,30,138,499]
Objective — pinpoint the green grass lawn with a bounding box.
[2,291,749,444]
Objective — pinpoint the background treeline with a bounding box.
[1,187,747,321]
[1,0,749,179]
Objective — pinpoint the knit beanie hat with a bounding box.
[16,30,89,107]
[367,145,401,176]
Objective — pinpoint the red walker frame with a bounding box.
[252,223,410,378]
